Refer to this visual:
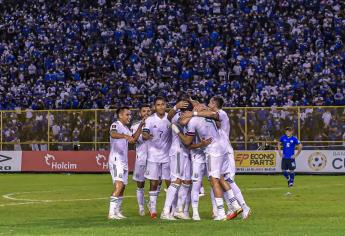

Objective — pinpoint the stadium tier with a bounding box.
[0,0,344,110]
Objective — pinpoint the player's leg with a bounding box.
[183,158,192,219]
[144,161,160,218]
[207,155,227,221]
[133,162,146,216]
[191,162,205,220]
[109,164,127,219]
[161,156,180,220]
[281,158,290,184]
[288,159,296,187]
[175,155,191,219]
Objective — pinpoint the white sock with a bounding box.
[210,189,218,216]
[215,197,226,218]
[149,191,158,213]
[229,182,248,210]
[200,186,205,194]
[163,183,180,214]
[177,183,189,212]
[191,181,202,212]
[109,196,119,216]
[118,196,123,213]
[136,188,145,210]
[184,184,191,213]
[225,189,240,210]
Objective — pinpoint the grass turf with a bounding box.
[0,174,344,236]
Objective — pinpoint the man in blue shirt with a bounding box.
[278,127,302,187]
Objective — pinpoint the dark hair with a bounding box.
[177,93,191,102]
[116,106,130,117]
[180,101,194,112]
[139,104,151,110]
[285,127,293,131]
[212,96,224,109]
[154,96,166,104]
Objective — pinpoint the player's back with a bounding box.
[187,116,227,157]
[169,112,189,156]
[218,109,230,137]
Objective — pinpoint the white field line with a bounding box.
[1,183,344,207]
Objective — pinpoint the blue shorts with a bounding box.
[281,158,296,171]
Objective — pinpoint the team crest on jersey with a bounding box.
[290,140,293,143]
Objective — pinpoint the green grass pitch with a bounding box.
[0,174,344,236]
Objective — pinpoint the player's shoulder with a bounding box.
[279,135,286,141]
[131,120,141,128]
[146,113,156,121]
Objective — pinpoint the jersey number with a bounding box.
[205,118,218,132]
[159,130,163,138]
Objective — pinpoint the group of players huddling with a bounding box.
[107,94,251,221]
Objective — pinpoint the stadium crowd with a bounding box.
[0,0,344,110]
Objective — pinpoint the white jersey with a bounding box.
[218,109,233,151]
[169,113,189,157]
[109,121,132,170]
[130,121,147,165]
[218,109,230,137]
[190,134,206,164]
[186,116,227,157]
[143,113,172,163]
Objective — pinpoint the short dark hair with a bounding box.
[285,127,293,131]
[154,96,166,104]
[212,96,224,109]
[116,106,130,117]
[180,101,194,112]
[177,93,191,102]
[139,104,151,110]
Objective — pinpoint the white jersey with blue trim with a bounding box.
[186,116,227,157]
[109,120,132,170]
[169,112,189,157]
[142,112,172,163]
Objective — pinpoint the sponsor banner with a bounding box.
[295,150,345,173]
[0,151,22,172]
[235,151,279,173]
[21,151,135,172]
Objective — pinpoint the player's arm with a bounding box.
[167,101,189,121]
[180,110,219,121]
[171,124,193,146]
[293,143,303,159]
[277,141,283,158]
[131,120,145,143]
[187,138,212,149]
[110,129,134,143]
[142,119,152,140]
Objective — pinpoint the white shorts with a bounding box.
[223,152,236,181]
[144,161,170,181]
[109,162,128,185]
[206,153,229,179]
[170,153,191,181]
[133,161,146,182]
[192,161,207,181]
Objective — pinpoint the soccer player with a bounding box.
[172,103,232,221]
[131,104,152,216]
[160,98,191,220]
[278,127,302,187]
[142,96,172,219]
[108,107,145,220]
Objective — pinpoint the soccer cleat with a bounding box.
[199,192,205,197]
[213,215,227,221]
[242,207,251,220]
[288,181,294,188]
[139,208,145,216]
[227,207,243,220]
[192,213,201,221]
[174,211,190,220]
[150,212,157,219]
[108,214,122,220]
[116,212,127,219]
[183,212,191,220]
[160,212,176,220]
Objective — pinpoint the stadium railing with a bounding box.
[0,106,344,151]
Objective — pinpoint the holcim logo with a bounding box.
[44,154,77,170]
[96,154,108,170]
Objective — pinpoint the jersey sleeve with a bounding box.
[294,137,301,145]
[279,136,284,143]
[186,118,197,136]
[110,123,118,133]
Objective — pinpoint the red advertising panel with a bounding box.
[21,151,136,172]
